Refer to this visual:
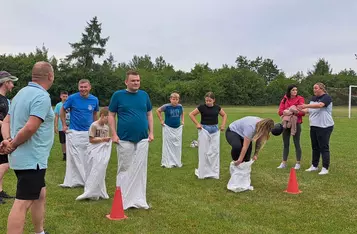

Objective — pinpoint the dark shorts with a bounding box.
[14,165,46,200]
[59,131,66,144]
[0,154,9,165]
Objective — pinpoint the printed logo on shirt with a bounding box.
[88,105,93,111]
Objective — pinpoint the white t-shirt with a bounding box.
[228,116,262,140]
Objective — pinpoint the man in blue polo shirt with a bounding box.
[108,70,153,210]
[60,79,99,188]
[0,61,54,234]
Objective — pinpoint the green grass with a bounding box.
[1,106,357,234]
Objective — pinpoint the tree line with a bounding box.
[1,16,357,106]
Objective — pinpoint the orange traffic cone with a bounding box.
[284,168,302,194]
[106,187,128,220]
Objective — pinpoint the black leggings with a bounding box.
[282,123,302,161]
[225,127,252,161]
[310,126,333,169]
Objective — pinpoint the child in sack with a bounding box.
[76,107,112,201]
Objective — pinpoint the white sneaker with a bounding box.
[294,163,301,170]
[277,163,286,169]
[318,167,329,175]
[305,165,318,172]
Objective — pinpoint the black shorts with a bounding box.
[14,165,46,200]
[0,154,8,165]
[59,131,66,144]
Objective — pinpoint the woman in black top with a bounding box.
[189,92,227,134]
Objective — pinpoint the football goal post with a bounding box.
[348,85,357,118]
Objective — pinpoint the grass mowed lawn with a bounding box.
[1,106,357,234]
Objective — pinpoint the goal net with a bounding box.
[328,86,357,118]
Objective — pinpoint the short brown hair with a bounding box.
[100,107,109,116]
[126,70,139,79]
[78,79,91,85]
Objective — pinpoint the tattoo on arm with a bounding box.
[254,140,262,155]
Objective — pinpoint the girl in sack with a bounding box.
[277,84,305,170]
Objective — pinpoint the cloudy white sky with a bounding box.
[1,0,356,76]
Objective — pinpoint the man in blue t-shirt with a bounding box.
[59,79,99,188]
[108,70,153,210]
[60,79,99,132]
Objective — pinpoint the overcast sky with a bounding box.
[1,0,357,76]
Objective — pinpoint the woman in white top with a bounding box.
[225,117,283,166]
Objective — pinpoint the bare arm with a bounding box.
[108,111,118,138]
[189,108,201,128]
[303,102,325,109]
[219,109,227,130]
[60,107,67,129]
[156,107,164,125]
[181,111,185,125]
[1,115,11,140]
[11,116,43,149]
[89,136,110,144]
[253,139,263,157]
[147,110,154,141]
[93,111,98,121]
[54,114,59,133]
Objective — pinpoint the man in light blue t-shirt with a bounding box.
[54,91,70,161]
[59,79,99,188]
[0,61,54,234]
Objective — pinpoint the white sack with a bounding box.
[194,129,220,179]
[161,124,183,168]
[116,139,150,210]
[76,141,112,200]
[227,160,254,192]
[60,130,89,188]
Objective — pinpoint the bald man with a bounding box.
[0,61,54,234]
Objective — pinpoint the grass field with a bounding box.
[1,106,357,234]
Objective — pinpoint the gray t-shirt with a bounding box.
[228,116,262,140]
[308,94,334,128]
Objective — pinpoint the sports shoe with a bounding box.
[318,167,329,175]
[0,190,14,199]
[305,165,318,172]
[277,163,286,169]
[294,163,301,170]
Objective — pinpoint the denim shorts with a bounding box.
[202,124,219,134]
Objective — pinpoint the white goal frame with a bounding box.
[348,85,357,118]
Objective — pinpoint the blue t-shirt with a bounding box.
[54,102,70,131]
[109,90,152,143]
[63,92,99,131]
[160,104,183,128]
[9,82,54,170]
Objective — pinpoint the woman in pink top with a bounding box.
[277,84,305,169]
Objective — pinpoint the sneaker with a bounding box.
[294,163,301,170]
[305,165,318,172]
[0,190,14,199]
[318,167,329,175]
[277,163,286,169]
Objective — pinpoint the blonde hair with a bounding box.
[252,118,275,148]
[170,92,180,99]
[315,82,327,93]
